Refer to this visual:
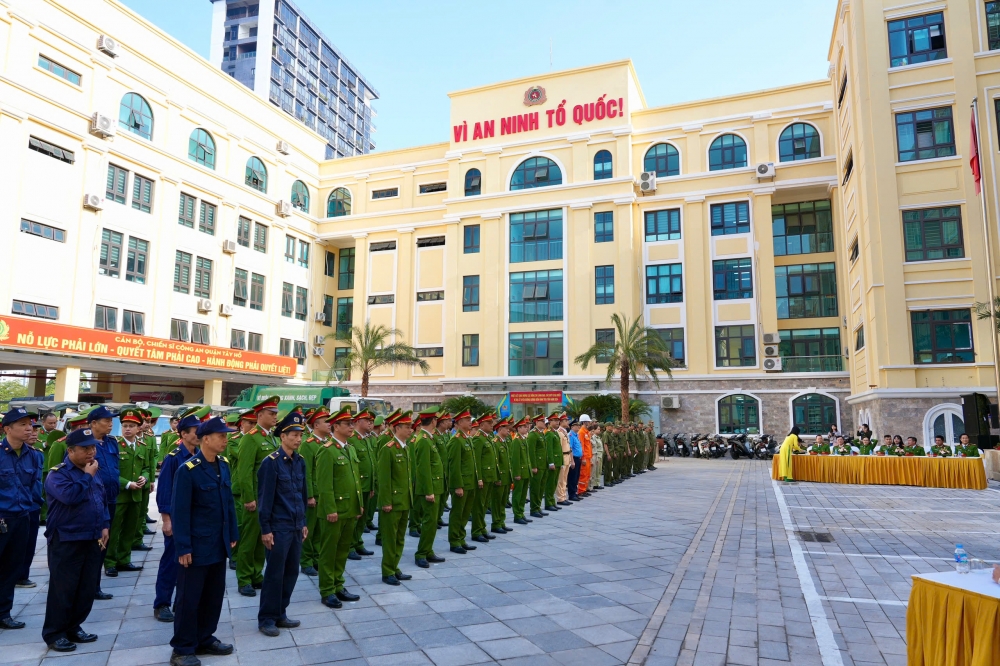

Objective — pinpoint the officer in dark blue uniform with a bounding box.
[41,428,110,653]
[256,410,308,637]
[0,407,43,630]
[169,417,239,666]
[87,405,118,601]
[152,415,201,623]
[15,416,45,589]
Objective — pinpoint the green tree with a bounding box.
[0,380,28,411]
[576,394,652,422]
[441,395,492,418]
[975,297,1000,332]
[326,320,429,397]
[574,313,674,422]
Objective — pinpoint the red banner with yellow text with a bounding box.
[509,391,563,404]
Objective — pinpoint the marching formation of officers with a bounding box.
[0,398,658,666]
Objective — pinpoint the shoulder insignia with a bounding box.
[184,458,201,469]
[385,441,396,448]
[50,463,65,471]
[323,442,333,448]
[268,451,280,459]
[167,448,179,456]
[249,426,260,435]
[55,435,66,443]
[219,455,229,463]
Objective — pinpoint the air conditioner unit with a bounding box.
[219,304,233,316]
[761,332,781,345]
[313,311,327,322]
[763,357,783,372]
[276,140,291,155]
[83,194,104,210]
[638,171,657,193]
[96,34,118,57]
[756,162,776,179]
[196,298,213,313]
[276,200,292,217]
[90,112,116,138]
[764,344,780,358]
[313,335,326,345]
[311,346,325,357]
[222,240,238,254]
[661,395,680,410]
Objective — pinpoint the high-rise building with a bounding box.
[208,0,378,160]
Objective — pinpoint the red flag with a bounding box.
[971,111,982,196]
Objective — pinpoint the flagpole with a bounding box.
[971,97,1000,400]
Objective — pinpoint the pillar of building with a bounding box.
[54,367,81,402]
[204,379,224,406]
[94,373,113,395]
[26,370,48,397]
[112,379,131,403]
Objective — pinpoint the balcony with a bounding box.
[781,355,844,372]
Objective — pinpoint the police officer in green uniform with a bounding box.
[510,418,533,525]
[105,408,151,576]
[412,407,446,568]
[470,413,498,544]
[527,414,548,518]
[235,396,280,596]
[543,414,562,511]
[130,408,158,552]
[491,418,513,535]
[377,411,414,585]
[225,409,255,570]
[348,409,377,559]
[434,412,453,526]
[446,410,479,553]
[299,407,329,577]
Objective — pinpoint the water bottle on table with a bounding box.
[954,544,970,574]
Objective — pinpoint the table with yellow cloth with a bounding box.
[769,454,987,490]
[907,571,1000,666]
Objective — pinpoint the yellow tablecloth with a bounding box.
[769,454,987,489]
[907,573,1000,666]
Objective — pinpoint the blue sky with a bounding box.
[120,0,839,153]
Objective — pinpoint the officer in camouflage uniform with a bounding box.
[235,396,280,596]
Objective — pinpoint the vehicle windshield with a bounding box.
[360,399,391,416]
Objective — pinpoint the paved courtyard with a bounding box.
[3,458,999,666]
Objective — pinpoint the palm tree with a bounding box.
[574,313,674,422]
[326,320,429,397]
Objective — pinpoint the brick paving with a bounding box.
[2,458,998,665]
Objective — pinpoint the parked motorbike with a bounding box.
[752,434,777,459]
[673,433,691,457]
[729,433,755,459]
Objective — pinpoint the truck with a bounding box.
[231,384,392,417]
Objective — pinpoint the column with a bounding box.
[54,367,81,402]
[26,370,48,397]
[112,380,131,403]
[204,379,224,406]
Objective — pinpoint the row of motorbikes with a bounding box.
[657,433,778,460]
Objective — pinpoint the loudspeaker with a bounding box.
[961,393,993,437]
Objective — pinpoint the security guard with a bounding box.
[235,396,280,596]
[348,409,376,559]
[152,414,201,623]
[15,415,45,589]
[315,407,363,608]
[299,407,329,577]
[470,413,498,544]
[169,417,238,666]
[491,418,513,534]
[377,411,414,585]
[105,407,151,576]
[87,405,119,600]
[256,410,308,637]
[527,414,547,518]
[446,410,480,554]
[510,418,533,525]
[412,407,445,568]
[41,427,109,652]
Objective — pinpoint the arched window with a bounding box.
[792,393,838,435]
[778,123,821,162]
[718,394,760,434]
[708,134,747,171]
[594,150,612,180]
[119,92,153,140]
[245,157,267,192]
[188,129,216,169]
[510,157,562,191]
[924,404,965,447]
[327,187,351,217]
[643,143,680,177]
[290,180,310,212]
[464,168,482,196]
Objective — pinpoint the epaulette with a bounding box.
[50,463,65,471]
[385,441,397,448]
[249,425,261,435]
[55,436,66,443]
[184,458,201,469]
[219,455,228,463]
[322,442,333,448]
[268,451,280,459]
[167,448,179,456]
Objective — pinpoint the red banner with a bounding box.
[509,391,562,404]
[0,315,296,377]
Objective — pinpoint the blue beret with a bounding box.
[66,428,100,448]
[2,407,30,426]
[196,416,236,438]
[177,415,202,432]
[87,406,114,422]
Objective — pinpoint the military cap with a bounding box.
[436,411,453,422]
[384,408,402,424]
[254,395,281,414]
[118,407,144,425]
[416,405,440,419]
[179,405,212,422]
[328,406,354,424]
[373,415,385,426]
[177,415,202,432]
[452,409,472,422]
[87,405,115,422]
[307,406,330,425]
[240,408,257,422]
[275,410,306,435]
[532,413,547,423]
[353,408,375,421]
[224,411,242,425]
[389,410,413,427]
[516,417,530,428]
[196,416,235,438]
[146,406,163,419]
[65,410,92,427]
[66,427,100,448]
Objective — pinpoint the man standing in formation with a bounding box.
[235,397,280,597]
[446,410,478,554]
[377,412,414,585]
[510,418,533,525]
[105,408,151,578]
[349,410,377,560]
[89,406,119,602]
[411,407,445,568]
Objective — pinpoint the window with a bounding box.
[849,239,859,263]
[510,270,563,322]
[170,319,189,342]
[250,273,265,311]
[902,206,964,261]
[100,229,123,278]
[594,211,614,243]
[188,129,216,169]
[28,136,74,164]
[792,394,838,435]
[119,93,153,140]
[990,2,1000,51]
[198,202,216,235]
[106,164,128,204]
[317,294,332,327]
[94,305,117,331]
[708,134,747,171]
[234,269,248,307]
[131,175,153,213]
[896,107,955,162]
[245,157,267,192]
[713,259,754,300]
[593,150,612,180]
[253,222,268,253]
[279,338,291,357]
[888,12,946,67]
[327,187,351,217]
[772,201,833,256]
[237,217,251,247]
[325,250,336,277]
[855,326,865,351]
[775,263,837,318]
[333,347,350,378]
[370,241,396,252]
[710,202,750,236]
[285,235,296,263]
[718,395,760,434]
[417,291,444,302]
[510,157,562,190]
[778,123,821,162]
[842,151,854,185]
[415,347,444,358]
[646,263,683,304]
[715,325,756,367]
[838,71,848,109]
[21,219,66,243]
[281,283,293,317]
[416,236,445,248]
[462,276,480,312]
[595,328,615,363]
[595,265,615,305]
[510,209,563,263]
[293,341,307,365]
[338,247,355,289]
[464,169,482,196]
[463,225,481,254]
[656,328,686,366]
[371,187,398,199]
[911,309,974,363]
[336,297,353,335]
[298,240,310,268]
[779,328,843,372]
[291,180,310,212]
[367,295,395,305]
[193,257,212,298]
[643,143,680,177]
[122,310,144,335]
[462,334,479,366]
[173,251,191,293]
[509,331,563,376]
[179,193,196,228]
[126,237,148,284]
[38,54,81,85]
[419,182,447,194]
[644,209,681,242]
[191,323,210,345]
[248,332,263,352]
[12,300,58,320]
[231,329,246,350]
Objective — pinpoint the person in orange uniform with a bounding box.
[576,414,593,499]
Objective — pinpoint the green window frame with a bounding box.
[178,193,196,228]
[336,297,353,336]
[119,92,153,140]
[198,201,216,235]
[188,129,216,169]
[990,2,1000,51]
[125,237,148,284]
[173,251,191,293]
[463,276,480,312]
[895,107,955,162]
[291,180,310,212]
[338,247,355,289]
[510,209,563,263]
[237,216,251,247]
[713,259,754,301]
[234,268,248,307]
[595,265,615,305]
[911,309,974,364]
[295,286,308,321]
[464,225,481,254]
[250,273,265,311]
[510,270,563,323]
[708,134,747,171]
[281,283,293,317]
[38,54,81,85]
[193,257,212,299]
[902,206,964,261]
[510,157,562,190]
[645,263,683,304]
[775,263,838,319]
[772,200,833,256]
[131,174,153,213]
[245,156,267,192]
[643,143,680,177]
[594,211,614,243]
[778,123,821,162]
[888,12,946,67]
[792,393,838,435]
[593,150,612,180]
[717,394,760,434]
[327,187,352,217]
[464,169,481,196]
[778,328,843,372]
[710,201,750,236]
[715,325,756,367]
[100,229,123,278]
[463,334,480,366]
[656,328,685,366]
[106,164,128,204]
[509,331,564,376]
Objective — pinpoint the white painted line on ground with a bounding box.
[801,550,996,563]
[820,595,907,607]
[787,505,1000,514]
[794,524,1000,535]
[786,494,992,501]
[772,480,845,666]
